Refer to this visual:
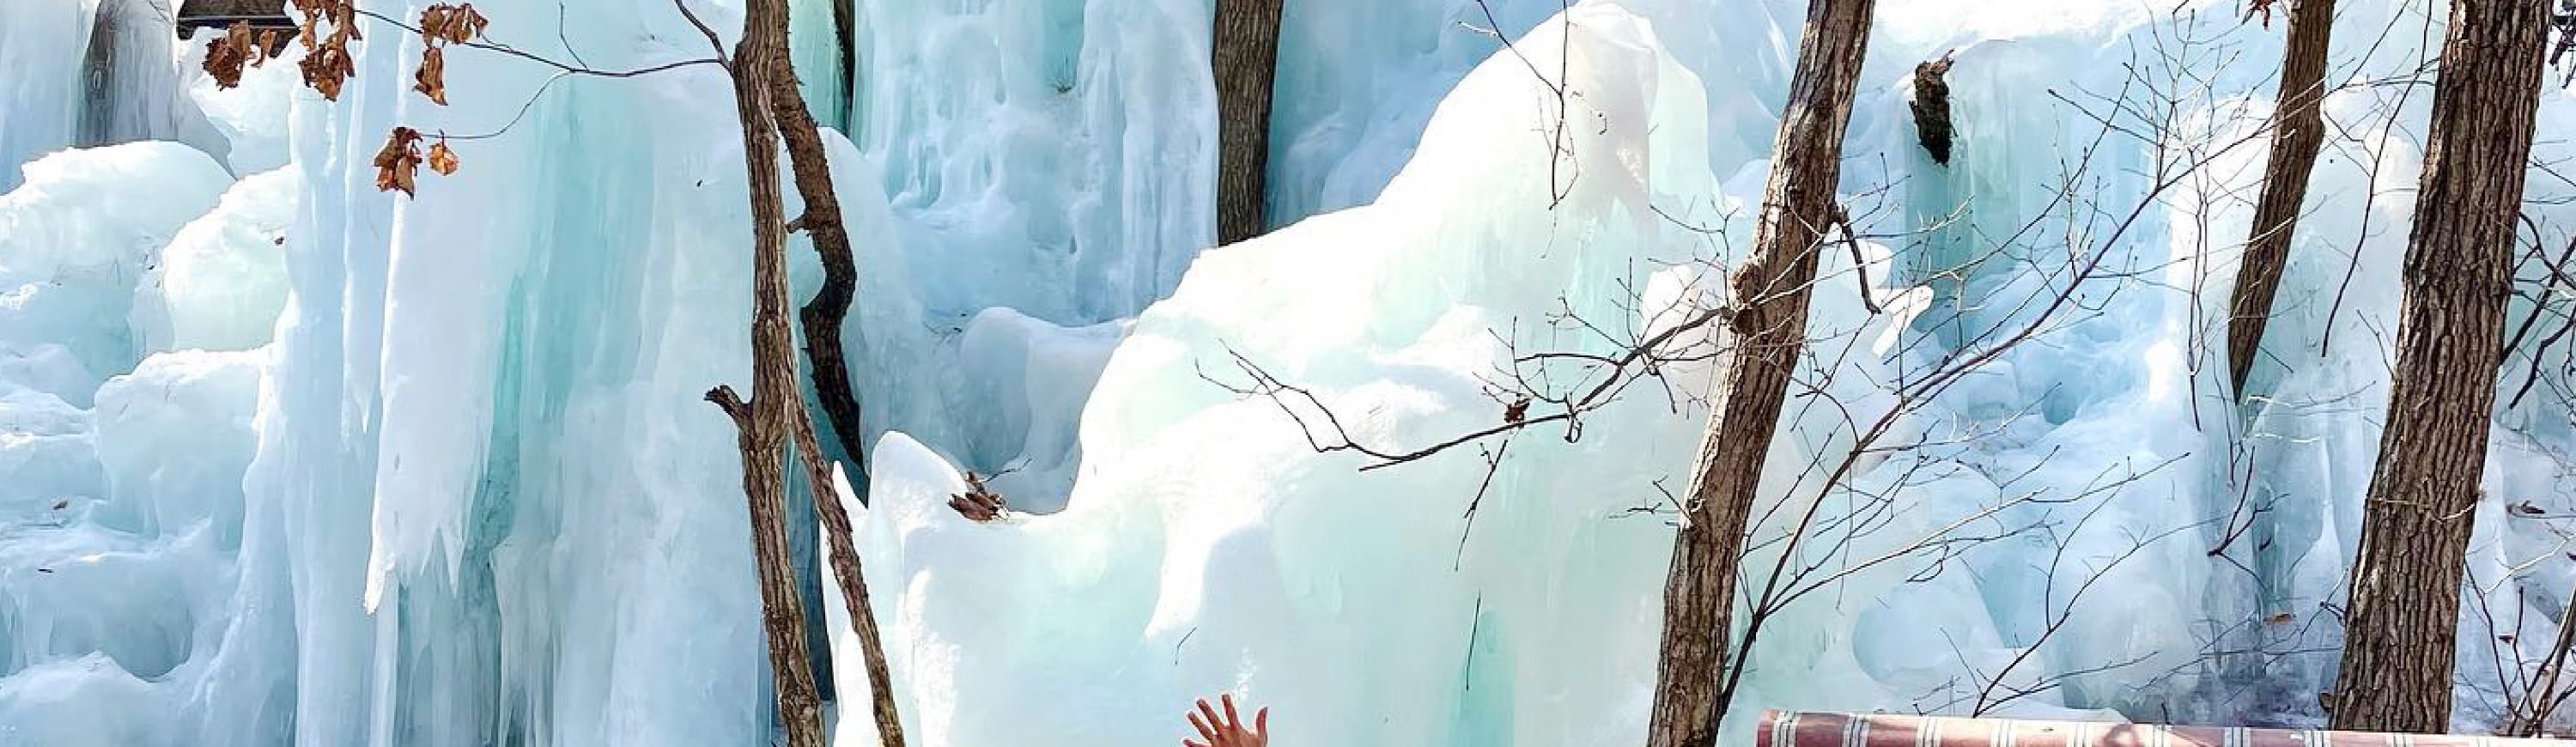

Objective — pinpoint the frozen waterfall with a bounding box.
[2,0,2574,745]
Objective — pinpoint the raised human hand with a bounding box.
[1183,694,1267,747]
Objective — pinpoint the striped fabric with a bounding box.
[1755,711,2576,746]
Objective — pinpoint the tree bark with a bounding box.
[710,3,828,744]
[1907,54,1953,166]
[1644,1,1875,744]
[832,0,855,125]
[1212,0,1284,245]
[752,3,907,744]
[762,15,871,473]
[2226,0,2336,398]
[2326,0,2547,732]
[791,405,908,746]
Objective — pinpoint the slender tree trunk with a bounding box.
[762,24,870,472]
[2227,0,2336,397]
[755,3,907,744]
[707,3,828,744]
[832,0,855,125]
[1907,53,1953,166]
[1644,1,1875,744]
[2326,0,2547,732]
[1212,0,1284,245]
[790,407,908,746]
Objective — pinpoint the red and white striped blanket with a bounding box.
[1756,711,2576,746]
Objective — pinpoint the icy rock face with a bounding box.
[264,4,786,743]
[0,0,230,191]
[0,0,100,193]
[831,0,1778,492]
[132,167,297,355]
[4,0,2576,745]
[0,143,234,401]
[0,13,293,747]
[845,0,1212,325]
[0,143,270,745]
[78,0,234,163]
[837,2,2576,746]
[840,9,1769,746]
[1266,0,1792,221]
[92,350,267,546]
[183,39,303,176]
[829,0,1206,492]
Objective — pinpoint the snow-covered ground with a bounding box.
[2,0,2574,745]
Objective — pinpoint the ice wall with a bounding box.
[0,141,278,747]
[843,0,1209,327]
[0,0,230,192]
[838,1,2576,745]
[839,13,1747,745]
[0,0,101,192]
[831,0,1787,498]
[4,0,2576,745]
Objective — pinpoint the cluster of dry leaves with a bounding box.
[371,127,459,197]
[374,3,485,195]
[199,21,279,89]
[200,1,356,94]
[204,2,486,197]
[411,4,489,106]
[292,0,363,99]
[948,472,1007,523]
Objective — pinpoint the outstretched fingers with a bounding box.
[1195,698,1224,732]
[1183,693,1267,746]
[1188,703,1219,743]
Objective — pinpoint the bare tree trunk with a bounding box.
[2326,0,2547,732]
[2226,0,2336,397]
[1212,0,1284,245]
[1644,1,1875,744]
[753,3,907,743]
[707,2,828,744]
[790,407,908,746]
[1907,54,1953,166]
[832,0,855,124]
[762,28,870,471]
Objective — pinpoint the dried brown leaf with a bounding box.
[420,3,490,45]
[947,471,1008,522]
[419,5,449,39]
[461,3,490,40]
[427,138,459,176]
[373,127,425,197]
[301,35,355,100]
[414,46,447,105]
[203,21,253,89]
